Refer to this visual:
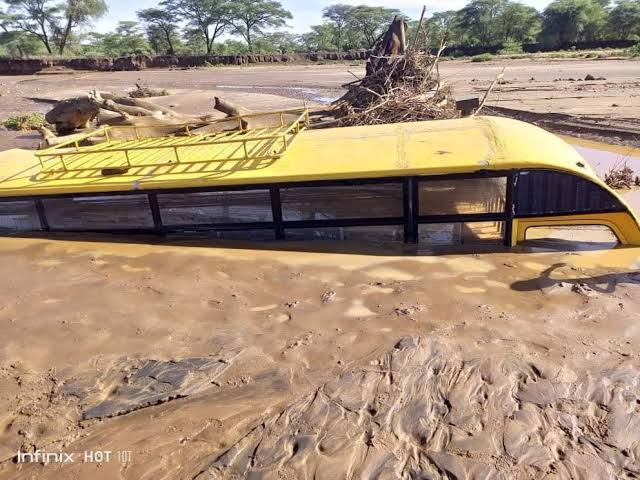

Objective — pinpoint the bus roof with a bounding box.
[0,116,599,198]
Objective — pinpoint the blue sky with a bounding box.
[95,0,554,33]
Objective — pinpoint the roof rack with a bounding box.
[35,108,310,174]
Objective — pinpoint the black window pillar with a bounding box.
[504,172,515,246]
[35,199,50,232]
[403,177,418,243]
[270,186,285,240]
[147,193,164,234]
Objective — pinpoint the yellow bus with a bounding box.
[0,109,637,247]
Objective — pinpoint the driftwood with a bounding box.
[39,89,261,146]
[129,83,169,98]
[37,125,105,147]
[45,96,100,134]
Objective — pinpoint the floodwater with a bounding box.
[567,137,640,179]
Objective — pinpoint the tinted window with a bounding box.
[43,195,154,230]
[515,170,623,216]
[419,177,506,215]
[158,190,272,226]
[281,184,402,221]
[419,222,505,245]
[0,200,41,231]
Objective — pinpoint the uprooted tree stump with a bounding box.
[329,14,458,127]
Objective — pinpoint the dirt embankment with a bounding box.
[0,51,369,76]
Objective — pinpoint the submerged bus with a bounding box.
[0,110,638,248]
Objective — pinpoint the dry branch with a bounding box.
[474,67,506,116]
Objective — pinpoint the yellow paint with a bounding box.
[514,212,640,246]
[3,114,640,246]
[0,116,613,196]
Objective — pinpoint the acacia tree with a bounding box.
[3,0,59,53]
[227,0,292,51]
[301,24,336,51]
[137,7,178,54]
[456,0,507,45]
[3,0,106,55]
[161,0,229,54]
[56,0,107,54]
[322,4,351,51]
[345,5,401,48]
[0,6,45,56]
[86,20,148,56]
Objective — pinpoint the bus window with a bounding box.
[158,190,273,226]
[419,222,505,245]
[515,170,624,216]
[280,183,403,221]
[0,200,41,231]
[42,195,154,230]
[418,177,507,215]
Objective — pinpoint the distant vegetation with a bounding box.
[1,0,639,58]
[3,112,45,130]
[470,53,496,62]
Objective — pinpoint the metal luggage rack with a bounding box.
[35,108,310,174]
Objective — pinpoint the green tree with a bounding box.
[456,0,506,45]
[607,0,640,39]
[3,0,61,53]
[55,0,107,54]
[137,7,179,54]
[0,29,46,56]
[254,31,299,53]
[413,10,461,48]
[345,5,402,48]
[161,0,229,54]
[85,21,148,56]
[540,0,609,45]
[322,4,351,51]
[498,2,541,43]
[301,24,336,51]
[227,0,292,51]
[212,38,248,54]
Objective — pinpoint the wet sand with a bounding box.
[0,235,639,479]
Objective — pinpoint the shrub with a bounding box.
[498,41,523,55]
[470,53,495,62]
[3,112,45,131]
[629,42,640,57]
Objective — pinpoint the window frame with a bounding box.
[0,168,628,247]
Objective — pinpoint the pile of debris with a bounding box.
[604,161,635,189]
[331,15,459,126]
[129,82,169,99]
